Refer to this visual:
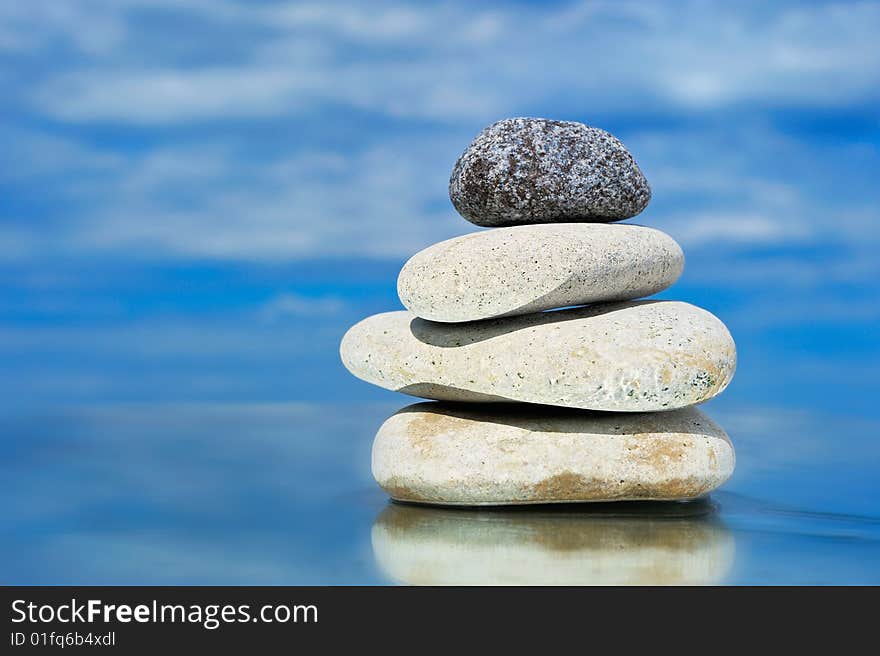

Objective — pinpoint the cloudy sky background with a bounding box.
[1,0,878,415]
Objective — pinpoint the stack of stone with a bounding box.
[341,118,737,506]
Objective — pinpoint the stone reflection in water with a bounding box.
[372,501,734,585]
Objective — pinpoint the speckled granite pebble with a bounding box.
[398,223,683,322]
[372,403,735,506]
[372,502,734,584]
[339,300,736,412]
[449,117,651,226]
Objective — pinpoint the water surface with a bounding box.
[3,401,877,585]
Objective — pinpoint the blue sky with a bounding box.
[1,0,878,415]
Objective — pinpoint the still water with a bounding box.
[2,401,878,585]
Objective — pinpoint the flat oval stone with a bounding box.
[372,502,734,585]
[372,403,735,505]
[398,223,683,322]
[449,117,651,227]
[339,300,736,411]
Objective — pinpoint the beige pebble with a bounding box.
[340,300,736,412]
[398,223,683,322]
[372,402,735,505]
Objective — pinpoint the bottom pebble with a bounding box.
[372,402,735,505]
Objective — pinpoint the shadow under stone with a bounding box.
[407,299,662,348]
[391,400,727,438]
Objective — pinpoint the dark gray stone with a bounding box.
[449,117,651,226]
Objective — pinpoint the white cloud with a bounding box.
[0,126,124,180]
[0,225,38,261]
[45,138,466,260]
[260,293,347,320]
[17,0,880,123]
[0,122,875,265]
[665,213,810,247]
[1,1,877,266]
[37,69,313,123]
